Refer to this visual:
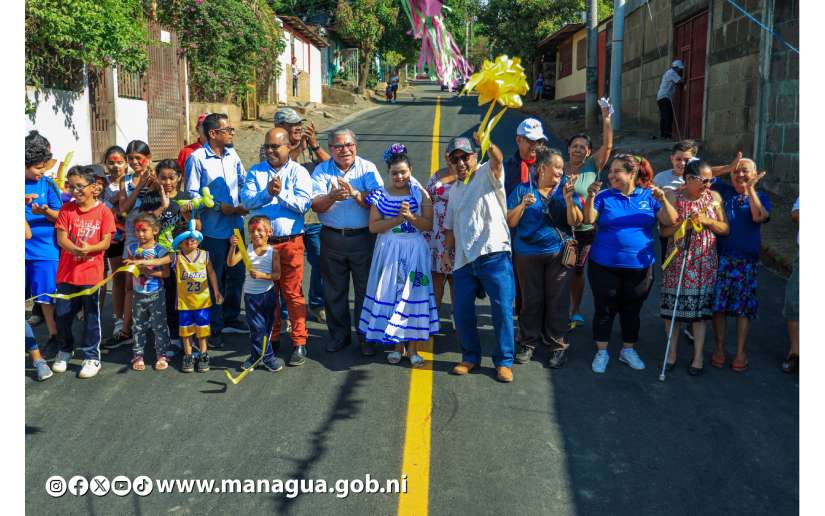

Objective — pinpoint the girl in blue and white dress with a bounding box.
[359,144,438,367]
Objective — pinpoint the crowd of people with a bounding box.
[24,103,800,383]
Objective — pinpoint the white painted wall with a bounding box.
[309,45,322,103]
[25,85,93,168]
[277,28,324,104]
[113,98,149,149]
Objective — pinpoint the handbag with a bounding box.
[543,194,578,268]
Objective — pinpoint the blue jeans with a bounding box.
[55,283,102,361]
[304,223,324,309]
[201,235,245,333]
[452,251,516,367]
[245,289,278,367]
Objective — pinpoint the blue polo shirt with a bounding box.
[713,180,771,260]
[591,187,662,269]
[185,143,245,239]
[25,176,63,261]
[240,159,313,237]
[506,179,580,256]
[311,156,383,229]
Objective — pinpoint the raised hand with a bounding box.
[522,193,536,207]
[587,181,602,198]
[746,171,767,190]
[563,182,576,201]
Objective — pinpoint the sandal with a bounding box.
[730,355,749,372]
[131,356,145,371]
[781,353,799,374]
[409,354,425,368]
[711,351,726,368]
[154,356,168,371]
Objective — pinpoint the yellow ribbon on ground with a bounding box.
[224,336,268,385]
[661,219,703,270]
[25,264,140,303]
[462,55,529,163]
[232,228,253,270]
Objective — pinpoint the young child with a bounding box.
[25,130,62,352]
[113,140,166,348]
[26,219,53,381]
[53,165,116,379]
[129,220,222,373]
[227,216,282,372]
[101,146,129,336]
[126,213,171,371]
[155,159,198,357]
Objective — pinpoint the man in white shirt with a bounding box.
[656,59,685,139]
[443,136,516,383]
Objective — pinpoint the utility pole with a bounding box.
[465,15,471,60]
[585,0,599,130]
[609,0,626,130]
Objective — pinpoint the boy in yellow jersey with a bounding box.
[127,220,222,373]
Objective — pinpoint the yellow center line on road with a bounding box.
[397,95,440,516]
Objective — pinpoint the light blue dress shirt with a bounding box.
[240,159,312,237]
[311,156,384,229]
[185,143,245,239]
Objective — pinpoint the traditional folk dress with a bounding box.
[358,183,439,344]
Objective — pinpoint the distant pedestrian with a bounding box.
[711,159,770,372]
[292,56,299,97]
[656,59,684,139]
[582,154,677,374]
[360,144,437,367]
[782,197,799,374]
[659,159,728,376]
[533,72,544,101]
[311,128,384,356]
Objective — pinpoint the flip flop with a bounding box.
[711,351,726,368]
[131,356,145,371]
[730,356,749,372]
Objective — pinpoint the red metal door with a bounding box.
[673,10,708,139]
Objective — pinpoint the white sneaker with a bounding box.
[52,351,72,373]
[78,360,101,379]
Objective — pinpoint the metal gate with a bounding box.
[88,66,115,162]
[673,10,708,139]
[146,22,185,160]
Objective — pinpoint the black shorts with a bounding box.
[106,240,125,259]
[573,229,595,271]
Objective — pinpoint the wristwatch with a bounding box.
[310,144,321,151]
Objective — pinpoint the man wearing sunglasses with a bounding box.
[185,113,250,346]
[310,128,383,356]
[241,127,313,366]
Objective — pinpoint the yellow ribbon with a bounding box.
[661,219,703,270]
[233,228,253,270]
[224,336,268,385]
[25,264,140,303]
[462,55,529,161]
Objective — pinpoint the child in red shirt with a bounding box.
[52,166,116,379]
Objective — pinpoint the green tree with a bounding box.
[25,0,149,114]
[334,0,398,92]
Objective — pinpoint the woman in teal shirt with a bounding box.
[507,147,582,369]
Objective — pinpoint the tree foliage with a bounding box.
[25,0,149,112]
[157,0,285,103]
[334,0,398,92]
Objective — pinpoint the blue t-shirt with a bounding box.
[25,176,63,261]
[507,179,580,256]
[127,242,168,294]
[713,181,771,260]
[591,187,662,269]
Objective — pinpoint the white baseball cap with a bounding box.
[672,59,685,69]
[516,118,547,141]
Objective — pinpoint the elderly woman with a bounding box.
[423,137,474,315]
[660,159,729,376]
[710,159,770,372]
[583,154,677,374]
[506,146,582,368]
[565,100,613,329]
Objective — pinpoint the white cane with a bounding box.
[658,227,692,382]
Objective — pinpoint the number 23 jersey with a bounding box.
[171,249,212,310]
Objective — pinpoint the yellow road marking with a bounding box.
[397,95,440,516]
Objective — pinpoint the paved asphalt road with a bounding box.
[26,85,798,515]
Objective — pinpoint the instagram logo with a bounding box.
[45,476,66,498]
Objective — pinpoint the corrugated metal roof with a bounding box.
[279,16,329,48]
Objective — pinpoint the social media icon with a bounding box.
[90,475,110,496]
[111,475,131,497]
[45,476,66,498]
[132,475,153,497]
[68,475,89,496]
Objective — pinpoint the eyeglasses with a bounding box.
[264,143,286,151]
[213,127,236,135]
[68,183,93,192]
[330,143,356,151]
[449,154,473,164]
[687,175,716,185]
